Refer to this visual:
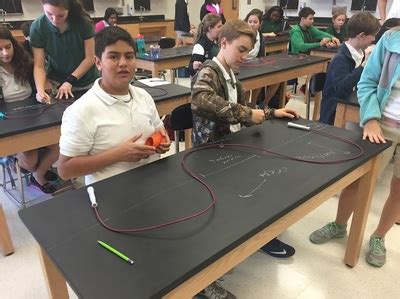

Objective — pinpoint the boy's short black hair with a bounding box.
[95,26,135,58]
[299,7,315,19]
[347,12,380,38]
[20,21,32,37]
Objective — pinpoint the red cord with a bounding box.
[92,127,364,233]
[4,101,74,119]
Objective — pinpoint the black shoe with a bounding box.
[259,238,295,258]
[44,170,58,181]
[30,175,56,194]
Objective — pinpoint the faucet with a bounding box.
[0,9,13,28]
[139,6,145,21]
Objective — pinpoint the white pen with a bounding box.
[287,122,310,131]
[87,186,98,207]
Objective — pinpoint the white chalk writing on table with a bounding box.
[208,154,242,165]
[239,167,288,198]
[296,141,351,160]
[199,154,256,178]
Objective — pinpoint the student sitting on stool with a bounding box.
[0,27,59,193]
[290,7,340,54]
[58,26,171,185]
[319,12,380,125]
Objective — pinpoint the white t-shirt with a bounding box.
[0,66,32,102]
[345,42,364,68]
[247,31,261,60]
[60,78,164,185]
[383,78,400,120]
[388,0,400,18]
[212,57,241,133]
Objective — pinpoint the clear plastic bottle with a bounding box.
[136,33,145,56]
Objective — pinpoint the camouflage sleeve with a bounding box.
[191,66,253,125]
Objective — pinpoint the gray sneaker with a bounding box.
[366,235,386,267]
[309,222,347,244]
[203,282,236,299]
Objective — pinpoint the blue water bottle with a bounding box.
[136,34,145,56]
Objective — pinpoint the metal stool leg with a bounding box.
[15,162,26,208]
[174,131,180,153]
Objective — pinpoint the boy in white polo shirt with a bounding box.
[58,26,170,185]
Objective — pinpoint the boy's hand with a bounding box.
[117,134,157,162]
[156,128,171,154]
[274,108,299,119]
[363,119,386,143]
[326,42,336,48]
[331,37,340,46]
[320,37,331,46]
[251,109,265,124]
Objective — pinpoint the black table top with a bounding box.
[237,53,329,81]
[337,91,359,107]
[311,46,340,53]
[19,119,390,299]
[136,46,193,61]
[264,35,290,45]
[0,97,71,139]
[133,81,191,102]
[0,83,190,139]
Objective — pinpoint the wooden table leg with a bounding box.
[38,246,69,299]
[0,203,14,256]
[184,129,192,150]
[344,154,381,267]
[334,104,347,128]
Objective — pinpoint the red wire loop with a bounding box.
[93,127,364,233]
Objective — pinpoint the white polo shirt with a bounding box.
[212,57,241,132]
[60,78,164,185]
[0,66,32,102]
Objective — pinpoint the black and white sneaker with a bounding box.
[259,238,295,258]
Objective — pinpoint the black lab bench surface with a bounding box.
[19,119,389,298]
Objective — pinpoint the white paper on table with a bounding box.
[138,78,170,86]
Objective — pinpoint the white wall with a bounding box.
[4,0,176,21]
[4,0,395,22]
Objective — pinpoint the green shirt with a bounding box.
[326,24,347,43]
[261,20,284,34]
[30,14,98,87]
[290,24,333,54]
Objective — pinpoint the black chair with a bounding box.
[170,103,193,153]
[306,72,326,120]
[158,38,179,82]
[158,37,176,49]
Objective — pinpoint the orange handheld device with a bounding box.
[145,131,165,147]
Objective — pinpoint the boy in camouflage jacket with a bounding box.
[191,19,298,145]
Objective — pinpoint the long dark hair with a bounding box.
[244,9,263,23]
[0,26,33,85]
[41,0,91,24]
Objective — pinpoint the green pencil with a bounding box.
[97,240,134,265]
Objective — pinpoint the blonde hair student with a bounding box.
[326,10,348,42]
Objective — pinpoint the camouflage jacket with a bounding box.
[191,60,253,145]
